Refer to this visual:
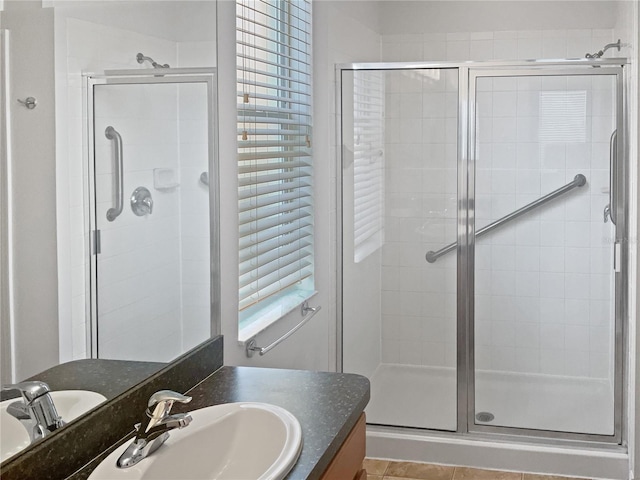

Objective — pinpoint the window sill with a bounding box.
[238,289,317,344]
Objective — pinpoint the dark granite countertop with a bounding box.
[1,359,166,402]
[72,366,370,480]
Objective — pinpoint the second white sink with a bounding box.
[89,402,303,480]
[0,389,107,462]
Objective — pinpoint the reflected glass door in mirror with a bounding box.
[0,0,218,466]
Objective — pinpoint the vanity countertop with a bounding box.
[0,359,166,403]
[73,366,370,480]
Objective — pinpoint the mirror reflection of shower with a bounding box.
[87,70,216,363]
[136,52,170,68]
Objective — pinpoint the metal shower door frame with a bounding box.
[464,65,626,445]
[336,58,627,448]
[84,69,220,359]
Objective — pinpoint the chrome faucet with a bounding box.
[116,390,192,468]
[2,381,65,442]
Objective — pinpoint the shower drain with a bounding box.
[475,411,495,423]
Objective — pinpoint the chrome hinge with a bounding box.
[93,230,101,255]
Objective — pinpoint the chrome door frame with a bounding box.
[336,58,628,447]
[84,69,220,359]
[466,65,626,444]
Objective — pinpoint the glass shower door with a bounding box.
[341,67,459,431]
[470,68,623,438]
[90,77,214,362]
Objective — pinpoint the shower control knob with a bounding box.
[17,97,37,109]
[131,187,154,216]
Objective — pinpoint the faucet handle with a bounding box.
[147,390,191,408]
[146,390,191,419]
[2,381,51,403]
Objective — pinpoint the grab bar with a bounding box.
[105,126,123,222]
[605,130,617,225]
[245,301,321,357]
[425,174,587,263]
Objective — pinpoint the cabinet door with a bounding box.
[321,414,366,480]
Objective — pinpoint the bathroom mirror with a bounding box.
[0,0,219,464]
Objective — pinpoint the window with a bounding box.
[236,0,314,339]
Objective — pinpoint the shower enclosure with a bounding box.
[85,69,218,363]
[339,59,626,443]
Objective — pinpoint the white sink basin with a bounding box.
[0,389,107,462]
[89,402,302,480]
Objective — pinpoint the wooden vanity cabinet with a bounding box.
[320,413,367,480]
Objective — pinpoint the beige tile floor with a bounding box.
[363,459,590,480]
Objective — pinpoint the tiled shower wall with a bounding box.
[473,74,615,379]
[381,29,617,63]
[93,81,184,362]
[380,28,617,380]
[380,68,458,369]
[55,12,215,362]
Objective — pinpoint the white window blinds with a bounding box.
[353,71,385,263]
[237,0,314,324]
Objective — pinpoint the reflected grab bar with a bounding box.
[425,174,587,263]
[105,126,123,222]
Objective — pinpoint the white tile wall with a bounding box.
[377,28,617,380]
[475,72,615,379]
[381,68,458,368]
[382,28,616,63]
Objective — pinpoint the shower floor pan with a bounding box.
[367,363,614,435]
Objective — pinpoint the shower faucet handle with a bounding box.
[131,187,153,216]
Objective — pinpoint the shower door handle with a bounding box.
[606,130,617,225]
[105,126,124,222]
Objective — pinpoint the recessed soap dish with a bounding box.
[153,168,179,190]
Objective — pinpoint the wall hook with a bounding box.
[17,97,37,109]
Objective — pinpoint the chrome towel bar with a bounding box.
[245,301,321,358]
[425,173,587,263]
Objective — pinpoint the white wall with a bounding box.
[0,27,13,384]
[217,0,382,370]
[378,1,617,35]
[1,0,59,381]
